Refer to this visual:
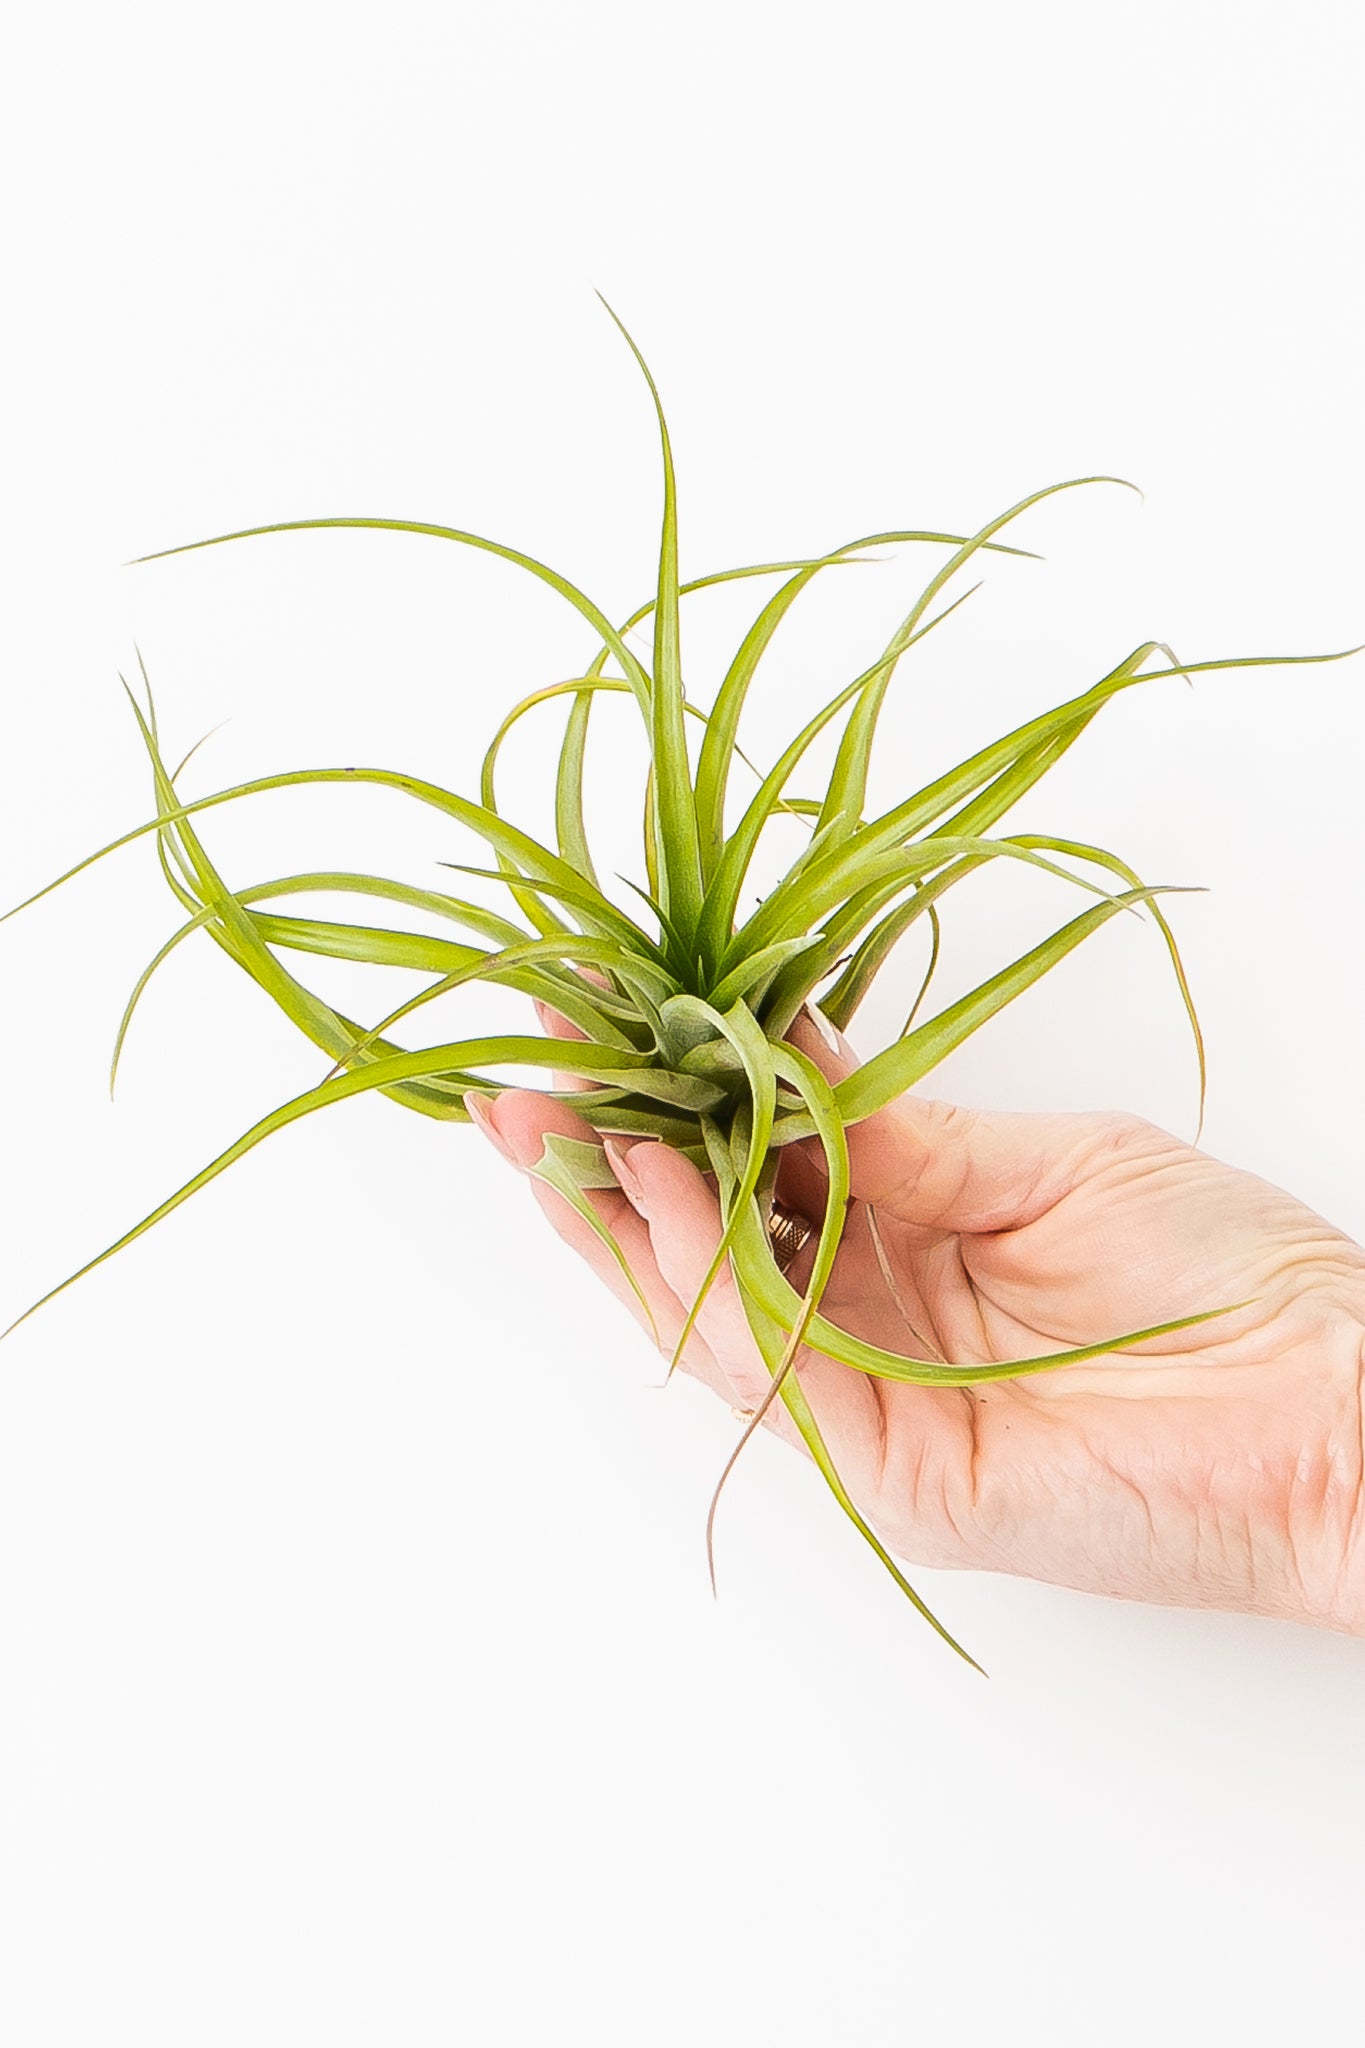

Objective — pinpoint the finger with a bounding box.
[531,993,596,1095]
[603,1138,773,1412]
[468,1089,731,1397]
[470,1087,662,1326]
[608,1135,886,1482]
[844,1096,1159,1237]
[533,996,587,1041]
[787,1001,860,1084]
[785,1005,1131,1237]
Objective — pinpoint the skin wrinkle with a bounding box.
[1221,1517,1255,1609]
[1282,1478,1316,1625]
[1194,1386,1327,1618]
[1339,1334,1365,1624]
[937,1440,974,1560]
[1289,1463,1343,1621]
[1092,1438,1162,1567]
[941,1235,994,1363]
[926,1407,978,1566]
[1290,1347,1365,1625]
[866,1370,892,1501]
[964,1400,1057,1570]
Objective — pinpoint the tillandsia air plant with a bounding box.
[4,303,1353,1666]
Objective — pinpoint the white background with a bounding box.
[2,3,1363,2042]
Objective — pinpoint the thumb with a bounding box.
[787,1006,1116,1237]
[846,1092,1119,1236]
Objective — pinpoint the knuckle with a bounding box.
[1084,1110,1166,1161]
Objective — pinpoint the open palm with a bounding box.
[473,1013,1365,1635]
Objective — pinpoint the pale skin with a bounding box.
[468,1011,1365,1638]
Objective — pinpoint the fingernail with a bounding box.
[466,1091,516,1167]
[604,1137,649,1215]
[805,1001,842,1053]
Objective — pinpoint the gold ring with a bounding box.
[766,1201,814,1272]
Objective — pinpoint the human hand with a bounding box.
[469,1013,1365,1635]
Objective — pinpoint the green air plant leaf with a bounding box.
[5,308,1360,1668]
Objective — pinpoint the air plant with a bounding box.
[4,304,1350,1665]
